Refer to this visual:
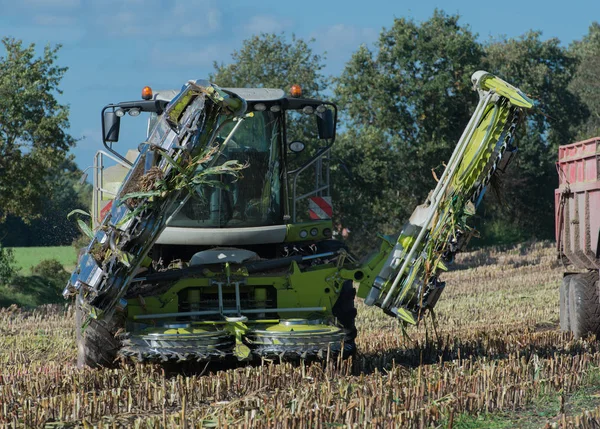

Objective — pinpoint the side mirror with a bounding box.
[103,110,121,143]
[316,108,335,140]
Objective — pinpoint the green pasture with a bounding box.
[10,246,77,274]
[0,246,76,308]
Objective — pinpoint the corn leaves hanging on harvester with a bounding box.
[64,82,249,319]
[63,72,532,365]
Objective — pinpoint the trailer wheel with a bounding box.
[559,275,571,332]
[568,271,600,339]
[332,280,358,358]
[75,301,123,368]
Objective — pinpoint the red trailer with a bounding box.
[556,137,600,337]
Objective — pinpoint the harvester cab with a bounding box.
[96,84,336,232]
[66,74,533,367]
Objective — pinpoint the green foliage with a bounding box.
[333,11,483,249]
[118,146,247,229]
[211,33,327,97]
[0,256,70,308]
[0,38,87,247]
[67,208,93,239]
[335,14,588,247]
[30,258,69,284]
[72,234,91,252]
[471,215,528,248]
[0,38,75,223]
[0,243,16,285]
[0,158,93,246]
[0,275,65,307]
[332,126,412,253]
[570,22,600,138]
[484,31,585,149]
[482,31,587,241]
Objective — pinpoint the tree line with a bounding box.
[1,10,599,254]
[0,38,91,249]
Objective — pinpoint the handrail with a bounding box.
[92,149,133,228]
[291,148,331,222]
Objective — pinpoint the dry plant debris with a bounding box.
[3,241,600,428]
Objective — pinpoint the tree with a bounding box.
[0,38,75,223]
[0,158,92,247]
[480,32,587,242]
[569,22,600,138]
[211,33,327,97]
[0,243,16,285]
[333,11,483,250]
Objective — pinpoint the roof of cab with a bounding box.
[153,87,286,103]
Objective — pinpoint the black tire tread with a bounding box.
[332,280,358,357]
[75,301,123,368]
[568,271,600,339]
[559,275,571,332]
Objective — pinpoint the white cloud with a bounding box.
[316,24,378,53]
[96,0,222,38]
[33,14,76,26]
[22,0,80,8]
[244,15,291,35]
[150,43,228,69]
[0,0,82,39]
[311,24,378,73]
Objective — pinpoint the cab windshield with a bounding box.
[167,110,282,228]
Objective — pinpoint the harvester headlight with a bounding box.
[323,228,332,237]
[310,227,318,237]
[289,141,305,153]
[128,108,141,117]
[303,105,314,114]
[115,108,125,117]
[299,230,308,238]
[254,103,266,111]
[270,105,281,112]
[316,104,327,113]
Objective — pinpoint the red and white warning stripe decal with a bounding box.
[100,200,113,222]
[309,196,333,220]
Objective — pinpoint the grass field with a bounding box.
[0,246,75,308]
[10,246,78,274]
[3,241,600,428]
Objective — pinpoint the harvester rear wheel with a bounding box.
[559,275,571,332]
[332,280,358,357]
[75,301,123,368]
[568,271,600,339]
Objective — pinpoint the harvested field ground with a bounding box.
[3,241,600,428]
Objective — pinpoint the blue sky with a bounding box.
[1,0,599,170]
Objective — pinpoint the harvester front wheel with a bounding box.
[75,301,123,368]
[559,275,571,332]
[332,280,358,357]
[568,271,600,339]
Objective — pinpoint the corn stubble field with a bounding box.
[4,242,600,428]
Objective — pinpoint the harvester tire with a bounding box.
[75,301,123,368]
[559,275,571,332]
[332,280,358,358]
[568,271,600,339]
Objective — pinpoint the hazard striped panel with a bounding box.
[100,200,113,222]
[309,196,333,220]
